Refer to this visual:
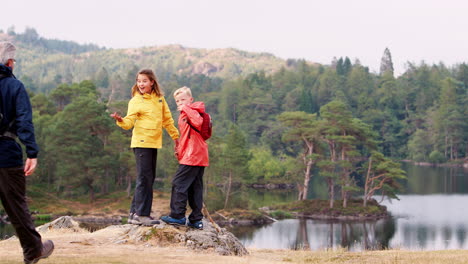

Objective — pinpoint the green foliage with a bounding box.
[248,147,286,183]
[12,27,102,54]
[223,124,251,182]
[362,151,406,205]
[429,151,446,164]
[269,210,293,219]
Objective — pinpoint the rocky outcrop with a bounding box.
[111,219,248,256]
[192,61,222,75]
[36,215,85,233]
[35,216,248,256]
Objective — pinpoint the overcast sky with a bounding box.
[2,0,468,75]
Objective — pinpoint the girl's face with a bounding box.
[137,74,154,94]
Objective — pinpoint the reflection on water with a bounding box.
[402,164,468,194]
[230,218,395,251]
[231,194,468,251]
[382,194,468,250]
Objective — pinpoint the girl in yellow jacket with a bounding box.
[111,69,179,226]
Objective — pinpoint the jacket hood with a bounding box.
[188,101,206,113]
[0,64,13,77]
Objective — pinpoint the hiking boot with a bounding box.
[160,215,186,226]
[24,240,54,264]
[127,213,134,224]
[187,220,203,230]
[130,215,160,226]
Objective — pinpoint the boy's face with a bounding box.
[136,74,154,94]
[175,92,193,111]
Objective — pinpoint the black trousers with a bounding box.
[170,165,205,223]
[0,167,42,260]
[130,148,157,216]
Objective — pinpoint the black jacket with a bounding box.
[0,64,39,168]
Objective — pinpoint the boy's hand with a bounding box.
[110,112,123,122]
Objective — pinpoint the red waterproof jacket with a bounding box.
[176,102,209,166]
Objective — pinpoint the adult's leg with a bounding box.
[131,148,157,216]
[0,167,42,260]
[169,165,198,219]
[187,166,205,223]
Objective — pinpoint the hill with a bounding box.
[0,28,292,94]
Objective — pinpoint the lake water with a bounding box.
[228,164,468,251]
[2,163,467,251]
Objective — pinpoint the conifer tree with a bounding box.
[278,111,321,200]
[380,47,394,76]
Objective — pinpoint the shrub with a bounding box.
[429,150,446,164]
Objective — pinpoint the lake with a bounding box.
[1,163,467,251]
[227,164,468,251]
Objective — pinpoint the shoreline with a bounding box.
[401,159,468,168]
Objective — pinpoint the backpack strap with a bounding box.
[186,115,201,140]
[187,118,201,134]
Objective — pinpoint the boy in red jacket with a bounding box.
[161,86,209,229]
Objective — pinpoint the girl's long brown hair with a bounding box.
[131,69,164,97]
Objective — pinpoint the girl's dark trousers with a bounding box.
[169,165,205,223]
[130,148,157,216]
[0,166,42,260]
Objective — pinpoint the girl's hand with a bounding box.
[110,112,123,122]
[174,139,179,158]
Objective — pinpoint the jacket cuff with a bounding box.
[27,152,38,159]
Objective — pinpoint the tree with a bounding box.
[248,147,286,183]
[343,57,352,75]
[363,151,406,206]
[221,124,250,208]
[278,111,321,200]
[380,47,394,76]
[432,78,467,160]
[319,100,377,208]
[407,129,432,161]
[45,81,112,201]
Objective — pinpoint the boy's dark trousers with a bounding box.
[131,148,157,216]
[0,167,42,260]
[170,165,205,223]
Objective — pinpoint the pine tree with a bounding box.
[278,111,321,200]
[380,48,394,76]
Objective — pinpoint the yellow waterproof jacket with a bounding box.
[116,92,179,148]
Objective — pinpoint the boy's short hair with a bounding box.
[173,86,192,98]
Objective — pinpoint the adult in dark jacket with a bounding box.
[0,42,54,264]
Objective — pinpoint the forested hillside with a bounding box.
[1,28,466,207]
[0,28,286,97]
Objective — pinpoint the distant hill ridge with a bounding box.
[0,28,308,94]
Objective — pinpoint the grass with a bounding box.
[2,241,468,264]
[269,210,293,219]
[215,209,264,220]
